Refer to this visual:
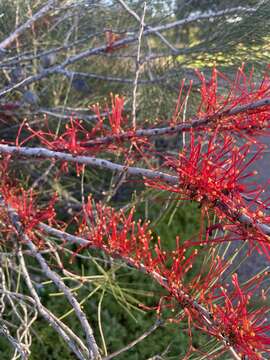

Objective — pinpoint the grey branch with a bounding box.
[81,97,270,145]
[0,144,178,184]
[0,0,58,50]
[23,241,100,359]
[0,194,101,360]
[0,323,28,360]
[117,0,177,53]
[16,246,88,360]
[0,6,256,98]
[0,143,269,239]
[38,223,241,360]
[131,1,146,128]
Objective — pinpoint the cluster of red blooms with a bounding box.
[0,160,56,242]
[147,131,257,202]
[77,197,223,301]
[1,167,270,357]
[145,127,270,256]
[2,65,270,358]
[148,70,270,258]
[12,66,270,157]
[208,274,270,359]
[75,197,270,358]
[77,196,154,266]
[17,95,130,155]
[77,198,219,293]
[194,65,270,136]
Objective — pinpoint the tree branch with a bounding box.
[0,143,269,240]
[16,246,88,360]
[81,97,270,147]
[0,0,58,51]
[0,194,101,359]
[0,6,256,98]
[37,222,241,360]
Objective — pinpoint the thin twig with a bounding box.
[131,2,146,129]
[23,242,100,359]
[103,320,163,360]
[0,6,256,98]
[0,195,101,360]
[0,323,28,360]
[15,247,88,359]
[56,68,187,84]
[0,0,58,50]
[117,0,177,53]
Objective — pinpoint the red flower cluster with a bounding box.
[77,196,154,267]
[195,66,270,137]
[146,130,260,203]
[0,162,56,242]
[18,95,128,155]
[1,185,56,238]
[208,274,270,359]
[75,197,270,358]
[96,94,125,135]
[1,64,270,358]
[77,197,206,290]
[145,129,270,257]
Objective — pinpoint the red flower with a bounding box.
[90,94,126,136]
[144,129,270,257]
[1,185,56,236]
[146,130,261,204]
[209,273,270,359]
[18,95,126,155]
[76,198,230,321]
[68,196,270,357]
[22,117,102,154]
[106,94,125,135]
[195,65,270,137]
[0,162,56,242]
[77,196,154,267]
